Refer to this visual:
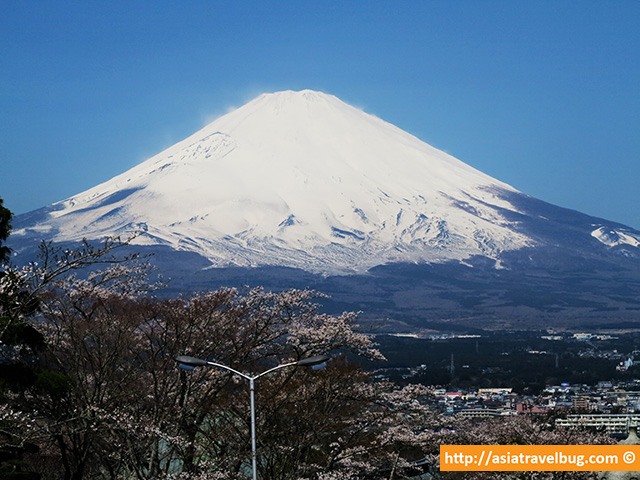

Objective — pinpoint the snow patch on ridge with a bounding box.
[591,226,640,248]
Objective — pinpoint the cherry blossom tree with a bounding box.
[12,262,439,479]
[0,234,145,479]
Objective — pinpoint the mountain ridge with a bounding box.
[9,89,640,328]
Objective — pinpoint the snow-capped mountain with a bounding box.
[11,90,640,277]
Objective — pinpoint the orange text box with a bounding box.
[440,445,640,471]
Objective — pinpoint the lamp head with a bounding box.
[296,355,330,368]
[175,355,210,367]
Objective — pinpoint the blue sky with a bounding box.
[1,1,639,228]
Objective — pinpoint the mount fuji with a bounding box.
[10,90,640,329]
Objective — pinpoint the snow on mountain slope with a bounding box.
[591,226,640,248]
[13,90,537,273]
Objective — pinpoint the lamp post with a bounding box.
[175,354,329,480]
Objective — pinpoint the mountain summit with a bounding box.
[11,90,640,275]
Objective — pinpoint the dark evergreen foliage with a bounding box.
[0,198,11,264]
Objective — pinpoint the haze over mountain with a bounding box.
[10,90,640,330]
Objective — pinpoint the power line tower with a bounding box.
[450,353,455,378]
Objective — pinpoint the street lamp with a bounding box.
[175,354,330,480]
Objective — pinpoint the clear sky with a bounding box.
[1,1,639,228]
